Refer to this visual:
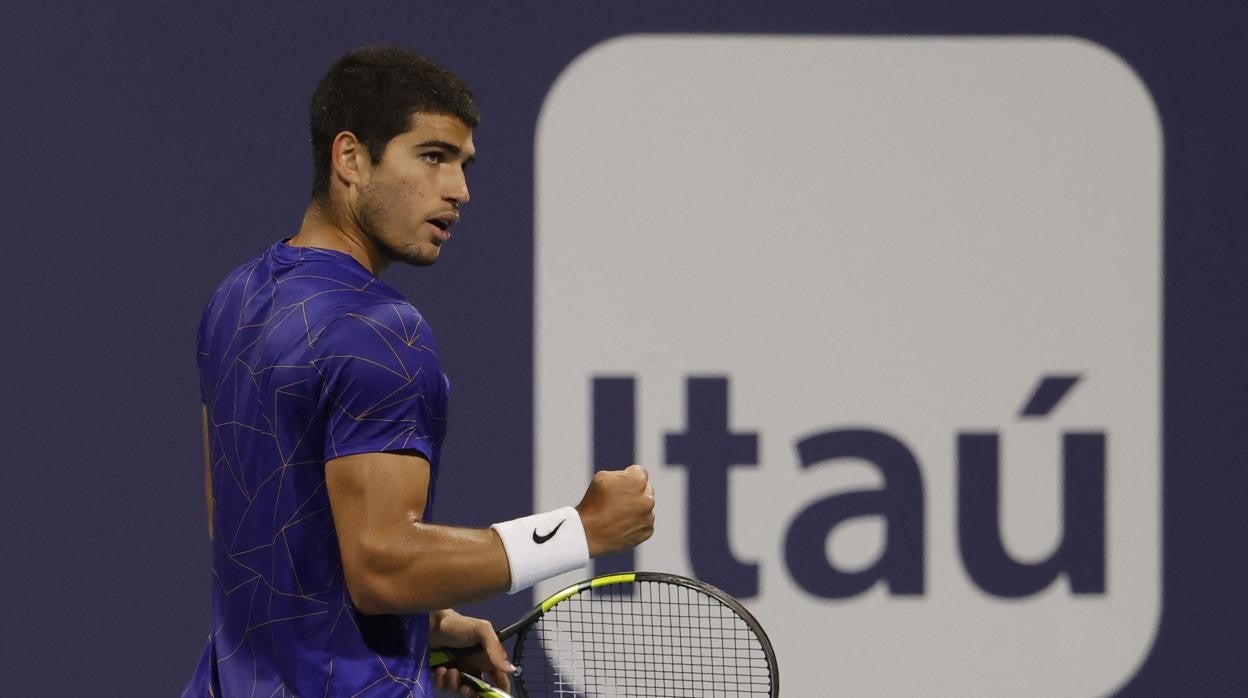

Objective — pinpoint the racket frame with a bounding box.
[430,571,779,697]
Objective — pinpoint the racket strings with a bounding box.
[515,580,773,697]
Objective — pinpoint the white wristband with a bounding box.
[491,506,590,594]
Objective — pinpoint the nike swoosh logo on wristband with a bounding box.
[532,519,566,544]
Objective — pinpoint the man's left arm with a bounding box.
[428,609,513,695]
[202,404,213,540]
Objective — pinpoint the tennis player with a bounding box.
[183,46,655,697]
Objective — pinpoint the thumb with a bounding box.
[476,623,515,690]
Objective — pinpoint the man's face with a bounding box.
[355,112,475,267]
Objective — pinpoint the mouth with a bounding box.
[427,213,457,242]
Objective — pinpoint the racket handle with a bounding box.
[429,643,484,667]
[459,673,513,697]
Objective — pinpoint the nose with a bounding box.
[446,166,470,207]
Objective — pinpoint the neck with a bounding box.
[289,199,386,275]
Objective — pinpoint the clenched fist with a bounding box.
[575,464,656,557]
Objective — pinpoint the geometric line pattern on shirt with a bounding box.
[188,243,446,696]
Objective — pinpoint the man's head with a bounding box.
[309,46,479,267]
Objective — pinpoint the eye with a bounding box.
[420,151,445,165]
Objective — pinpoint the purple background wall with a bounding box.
[0,1,1244,694]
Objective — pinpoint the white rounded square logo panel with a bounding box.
[535,36,1160,696]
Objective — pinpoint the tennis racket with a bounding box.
[430,571,779,697]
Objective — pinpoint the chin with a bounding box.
[384,242,440,268]
[394,253,438,268]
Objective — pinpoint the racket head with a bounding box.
[511,572,779,697]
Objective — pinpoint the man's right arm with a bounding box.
[326,450,654,615]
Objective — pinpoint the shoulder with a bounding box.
[314,301,437,355]
[315,299,449,441]
[310,301,443,391]
[197,252,267,346]
[270,251,428,350]
[202,253,264,314]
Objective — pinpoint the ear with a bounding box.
[329,131,369,188]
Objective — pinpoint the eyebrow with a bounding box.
[416,140,477,166]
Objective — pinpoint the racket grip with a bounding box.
[459,673,513,697]
[429,643,485,667]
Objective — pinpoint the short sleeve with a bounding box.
[313,302,448,462]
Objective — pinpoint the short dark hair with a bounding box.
[309,45,479,200]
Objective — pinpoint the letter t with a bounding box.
[665,376,760,598]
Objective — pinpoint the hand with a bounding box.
[576,464,656,557]
[429,609,513,696]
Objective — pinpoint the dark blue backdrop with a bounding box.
[1,1,1244,694]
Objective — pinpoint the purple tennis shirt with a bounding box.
[185,240,449,696]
